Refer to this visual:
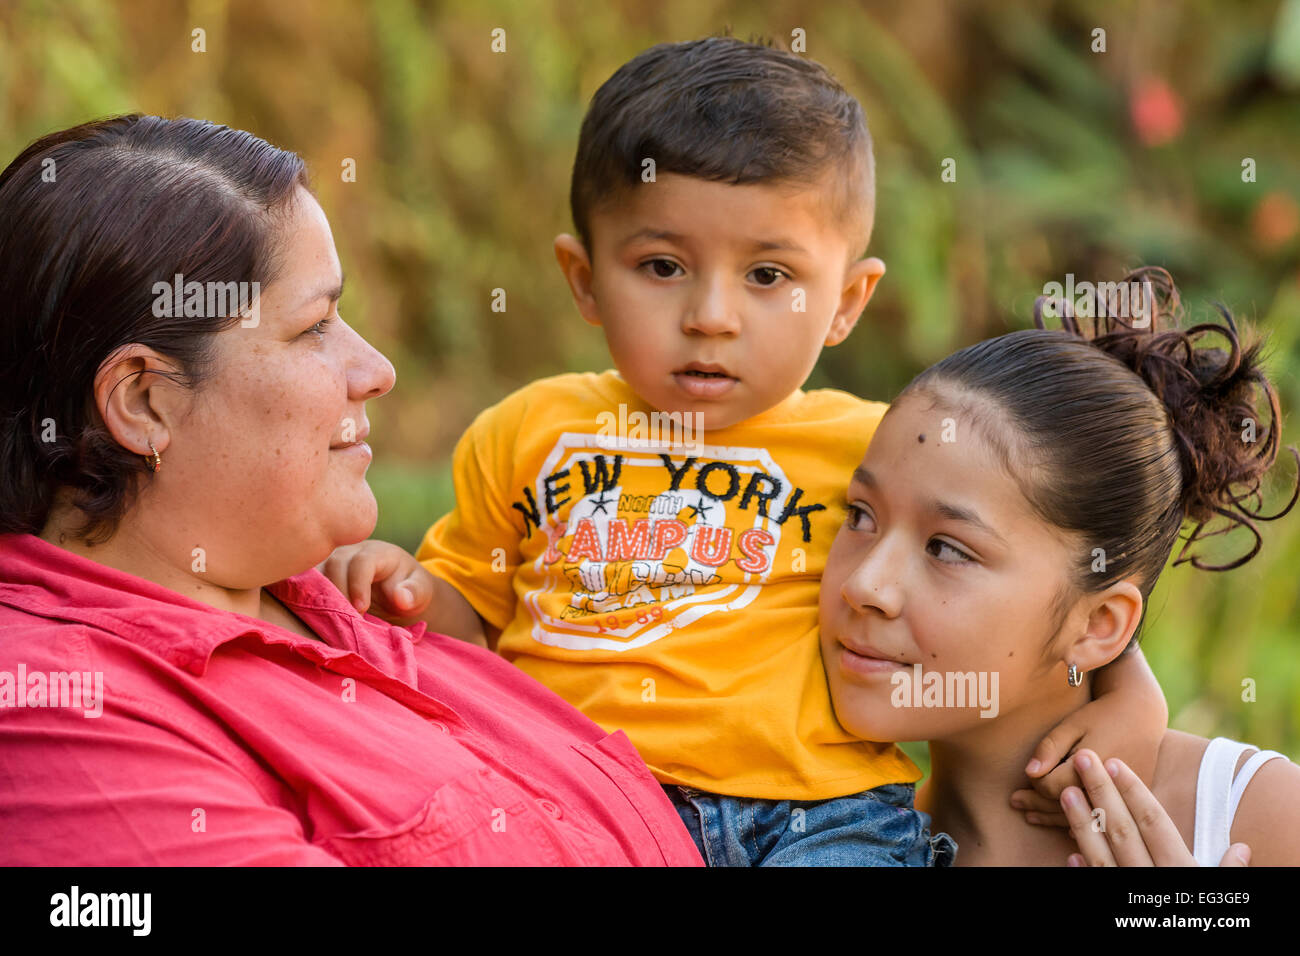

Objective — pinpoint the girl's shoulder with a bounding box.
[1156,729,1300,866]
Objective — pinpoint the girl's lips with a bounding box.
[837,641,906,677]
[673,371,737,399]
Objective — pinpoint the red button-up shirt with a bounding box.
[0,534,702,866]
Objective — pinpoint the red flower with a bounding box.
[1130,77,1184,146]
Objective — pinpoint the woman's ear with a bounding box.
[92,344,185,458]
[1066,580,1144,674]
[825,256,885,346]
[553,234,602,327]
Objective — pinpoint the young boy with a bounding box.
[324,36,1166,865]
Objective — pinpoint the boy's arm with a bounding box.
[1012,644,1168,827]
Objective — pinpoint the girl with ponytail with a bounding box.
[820,268,1300,865]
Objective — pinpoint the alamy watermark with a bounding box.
[890,664,1000,718]
[594,403,705,454]
[0,664,103,718]
[152,273,261,327]
[1040,273,1154,327]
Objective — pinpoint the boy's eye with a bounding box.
[749,266,789,286]
[643,258,683,279]
[927,538,974,564]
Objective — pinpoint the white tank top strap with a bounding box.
[1193,736,1287,866]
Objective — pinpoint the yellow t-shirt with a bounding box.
[416,370,920,799]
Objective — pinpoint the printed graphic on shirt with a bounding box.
[507,433,826,652]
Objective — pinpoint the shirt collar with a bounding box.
[0,533,421,677]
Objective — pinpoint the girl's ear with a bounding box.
[553,234,602,328]
[1067,580,1144,673]
[825,256,885,346]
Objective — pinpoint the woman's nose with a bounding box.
[347,324,396,400]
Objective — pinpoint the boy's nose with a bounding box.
[681,277,742,336]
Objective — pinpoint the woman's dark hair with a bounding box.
[0,114,310,543]
[900,267,1298,642]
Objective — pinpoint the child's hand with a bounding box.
[1060,750,1250,867]
[318,539,435,625]
[1008,704,1095,828]
[1012,647,1167,828]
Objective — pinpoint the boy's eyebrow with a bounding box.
[619,228,686,247]
[851,466,1008,546]
[617,229,809,256]
[749,237,810,255]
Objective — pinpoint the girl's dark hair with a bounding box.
[0,115,310,543]
[901,267,1298,641]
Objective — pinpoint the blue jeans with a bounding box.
[661,782,957,866]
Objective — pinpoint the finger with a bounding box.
[1011,788,1060,815]
[1060,784,1121,866]
[1031,760,1080,801]
[379,563,434,617]
[1025,811,1071,828]
[1104,757,1197,867]
[344,549,381,613]
[1072,750,1153,867]
[317,545,357,591]
[1026,713,1086,779]
[1219,844,1251,867]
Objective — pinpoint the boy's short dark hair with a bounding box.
[570,36,875,258]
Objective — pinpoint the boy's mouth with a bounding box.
[673,362,738,399]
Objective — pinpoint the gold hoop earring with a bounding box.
[146,440,161,474]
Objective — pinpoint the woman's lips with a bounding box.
[331,441,372,463]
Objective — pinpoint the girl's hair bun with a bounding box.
[1034,266,1298,570]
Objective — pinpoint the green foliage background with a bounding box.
[3,0,1298,767]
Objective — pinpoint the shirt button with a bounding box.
[429,720,450,734]
[537,799,562,819]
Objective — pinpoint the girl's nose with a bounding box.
[841,541,905,619]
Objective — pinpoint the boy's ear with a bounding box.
[824,256,885,346]
[553,234,602,327]
[1065,580,1144,675]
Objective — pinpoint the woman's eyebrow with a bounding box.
[293,273,346,312]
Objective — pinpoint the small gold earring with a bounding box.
[147,440,161,474]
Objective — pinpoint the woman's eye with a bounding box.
[303,317,333,337]
[927,538,973,564]
[749,266,789,286]
[644,259,682,279]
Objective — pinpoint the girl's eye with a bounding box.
[927,538,973,564]
[749,266,789,286]
[644,259,682,279]
[844,503,875,532]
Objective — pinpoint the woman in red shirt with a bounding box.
[0,115,701,867]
